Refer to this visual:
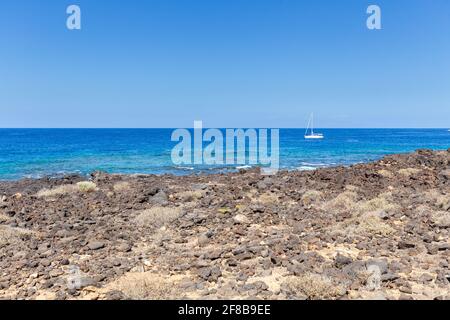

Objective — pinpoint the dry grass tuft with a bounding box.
[37,181,98,197]
[301,190,323,207]
[322,191,358,213]
[0,225,35,248]
[175,190,204,202]
[283,273,346,300]
[37,184,77,197]
[134,206,183,228]
[113,181,131,193]
[323,191,397,216]
[255,192,280,205]
[424,189,450,211]
[378,169,394,178]
[329,214,395,238]
[355,192,397,214]
[0,213,9,223]
[348,215,395,236]
[430,211,450,228]
[76,181,98,193]
[398,168,421,177]
[325,192,397,237]
[345,185,360,192]
[109,272,175,300]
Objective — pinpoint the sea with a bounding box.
[0,128,449,181]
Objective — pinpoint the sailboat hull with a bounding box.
[304,113,324,139]
[304,135,324,139]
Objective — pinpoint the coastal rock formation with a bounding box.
[0,149,449,300]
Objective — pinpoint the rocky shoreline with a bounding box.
[0,149,449,300]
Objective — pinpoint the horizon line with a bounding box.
[0,127,449,130]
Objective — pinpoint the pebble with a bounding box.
[87,241,105,250]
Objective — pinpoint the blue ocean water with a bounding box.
[0,129,449,180]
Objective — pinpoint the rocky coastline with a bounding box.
[0,149,449,300]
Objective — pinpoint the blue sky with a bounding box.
[0,0,449,128]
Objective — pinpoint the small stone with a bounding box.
[117,243,132,252]
[198,268,211,280]
[398,241,415,250]
[198,266,221,282]
[366,259,388,274]
[87,241,105,250]
[40,259,51,267]
[419,273,434,283]
[399,286,413,294]
[250,204,265,213]
[197,234,209,247]
[366,265,382,291]
[106,290,125,300]
[439,169,450,180]
[152,190,168,205]
[204,249,223,260]
[375,210,389,220]
[37,243,51,253]
[233,214,249,224]
[381,273,399,282]
[335,254,353,268]
[67,274,98,290]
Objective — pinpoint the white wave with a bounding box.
[236,165,252,170]
[300,162,329,167]
[176,166,194,170]
[297,166,317,171]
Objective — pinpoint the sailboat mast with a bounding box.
[311,113,314,135]
[305,114,311,136]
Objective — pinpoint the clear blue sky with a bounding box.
[0,0,449,128]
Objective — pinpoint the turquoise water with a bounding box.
[0,129,449,180]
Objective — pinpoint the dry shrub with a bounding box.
[425,189,450,211]
[37,181,98,197]
[110,273,175,300]
[326,192,397,237]
[323,192,397,216]
[345,185,359,192]
[398,168,421,177]
[134,206,183,228]
[430,211,450,228]
[437,197,450,211]
[348,215,395,236]
[301,190,323,207]
[0,213,9,223]
[0,225,35,248]
[176,190,204,202]
[355,192,397,214]
[255,192,280,205]
[76,181,98,193]
[283,273,346,300]
[113,181,131,193]
[37,184,77,197]
[329,214,395,238]
[322,191,358,213]
[378,169,394,178]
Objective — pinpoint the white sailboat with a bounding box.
[304,113,324,139]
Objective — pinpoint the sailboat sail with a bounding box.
[304,113,324,139]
